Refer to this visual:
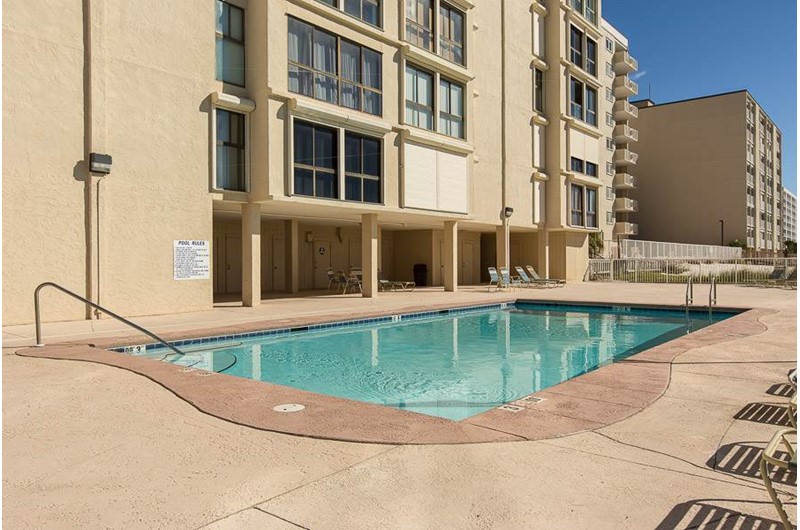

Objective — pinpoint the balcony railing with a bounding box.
[613,123,639,143]
[613,100,639,120]
[612,50,638,74]
[613,173,636,189]
[613,222,639,237]
[613,197,638,213]
[613,148,638,166]
[613,75,639,97]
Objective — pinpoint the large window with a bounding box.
[293,120,338,199]
[570,25,597,77]
[288,18,383,116]
[406,0,433,50]
[534,68,545,113]
[215,1,245,86]
[439,78,464,138]
[216,109,246,191]
[346,0,381,26]
[345,132,382,203]
[405,64,434,130]
[569,77,596,126]
[570,184,598,228]
[572,0,597,25]
[439,3,464,65]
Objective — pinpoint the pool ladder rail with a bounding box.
[708,277,718,318]
[684,277,694,319]
[33,281,185,358]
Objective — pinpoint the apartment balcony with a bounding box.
[613,75,639,98]
[613,172,637,190]
[613,148,638,167]
[613,222,639,237]
[612,50,638,74]
[613,123,638,143]
[613,100,639,120]
[613,197,638,213]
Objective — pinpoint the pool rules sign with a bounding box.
[173,240,210,280]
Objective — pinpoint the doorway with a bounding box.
[272,237,285,291]
[224,234,242,293]
[461,240,475,284]
[313,239,331,289]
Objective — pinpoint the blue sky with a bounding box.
[603,0,797,193]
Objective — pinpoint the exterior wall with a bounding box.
[783,189,797,243]
[630,92,753,247]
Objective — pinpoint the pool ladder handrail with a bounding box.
[708,277,718,318]
[33,282,185,358]
[684,277,694,319]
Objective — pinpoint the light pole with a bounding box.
[719,219,725,246]
[503,207,514,269]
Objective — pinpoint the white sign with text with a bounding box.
[173,240,210,280]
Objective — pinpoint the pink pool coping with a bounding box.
[15,301,774,445]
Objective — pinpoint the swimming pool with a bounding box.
[120,303,734,421]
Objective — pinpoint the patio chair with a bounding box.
[487,267,505,291]
[327,268,344,291]
[379,271,415,292]
[789,395,797,429]
[525,265,565,287]
[784,268,797,290]
[514,266,546,288]
[759,427,796,530]
[789,368,797,391]
[499,267,522,290]
[343,271,362,294]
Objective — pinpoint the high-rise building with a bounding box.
[783,188,797,245]
[629,91,783,253]
[3,0,631,324]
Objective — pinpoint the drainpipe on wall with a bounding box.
[500,0,510,269]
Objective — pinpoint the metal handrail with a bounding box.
[34,282,184,357]
[685,277,694,314]
[708,277,718,318]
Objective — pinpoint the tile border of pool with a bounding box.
[15,300,774,445]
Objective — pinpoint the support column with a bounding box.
[537,229,549,278]
[443,221,458,292]
[495,224,508,269]
[285,219,299,294]
[361,214,378,298]
[241,203,261,306]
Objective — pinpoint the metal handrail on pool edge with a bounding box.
[33,282,185,358]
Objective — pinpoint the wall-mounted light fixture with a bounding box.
[305,231,314,243]
[503,207,514,219]
[89,153,112,174]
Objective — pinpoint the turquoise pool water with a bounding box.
[125,303,733,421]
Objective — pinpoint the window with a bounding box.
[293,120,338,199]
[586,161,598,177]
[586,87,597,125]
[439,3,465,65]
[345,132,382,203]
[439,78,464,138]
[571,184,584,226]
[343,0,381,27]
[572,0,597,25]
[605,37,614,52]
[606,211,614,225]
[570,157,584,173]
[570,78,583,120]
[586,188,597,227]
[570,26,584,68]
[571,0,583,11]
[605,112,614,126]
[605,62,613,78]
[606,186,614,200]
[216,1,245,86]
[405,64,434,130]
[606,162,614,175]
[288,18,383,116]
[216,109,246,191]
[606,137,614,151]
[406,0,433,51]
[586,38,597,76]
[534,68,545,113]
[606,87,614,102]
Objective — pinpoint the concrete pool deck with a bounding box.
[3,283,797,528]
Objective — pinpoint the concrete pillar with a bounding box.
[241,203,261,306]
[537,229,549,279]
[361,213,378,297]
[443,221,458,292]
[285,219,299,294]
[495,224,509,269]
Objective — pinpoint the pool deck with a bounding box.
[3,283,797,528]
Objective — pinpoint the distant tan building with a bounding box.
[3,0,632,325]
[629,91,783,253]
[783,188,797,244]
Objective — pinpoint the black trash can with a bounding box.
[413,263,428,287]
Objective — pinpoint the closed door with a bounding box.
[272,237,285,291]
[461,240,475,284]
[225,235,242,293]
[313,239,331,289]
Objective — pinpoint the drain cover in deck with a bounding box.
[273,404,305,413]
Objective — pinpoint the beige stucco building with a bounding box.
[629,91,783,253]
[782,188,797,245]
[3,0,633,325]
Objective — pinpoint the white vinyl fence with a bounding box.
[619,239,743,260]
[586,258,797,285]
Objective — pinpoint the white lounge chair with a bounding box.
[525,265,565,288]
[760,427,796,530]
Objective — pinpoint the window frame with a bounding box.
[344,131,383,203]
[570,157,585,173]
[406,0,434,51]
[439,77,465,139]
[288,17,383,117]
[405,63,435,131]
[570,184,585,227]
[215,0,246,87]
[438,2,465,65]
[570,25,584,68]
[586,161,598,177]
[292,120,340,200]
[214,108,248,192]
[534,68,545,114]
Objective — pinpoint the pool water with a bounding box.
[127,303,732,421]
